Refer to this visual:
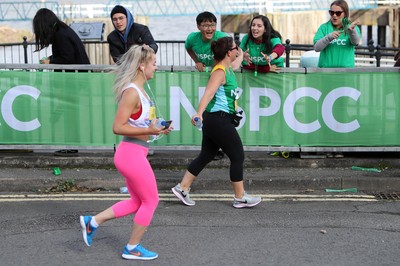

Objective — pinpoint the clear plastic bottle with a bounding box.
[194,117,202,129]
[156,118,167,129]
[119,186,128,193]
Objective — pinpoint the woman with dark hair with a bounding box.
[172,36,261,209]
[33,8,90,66]
[33,8,90,156]
[240,15,284,74]
[314,0,360,68]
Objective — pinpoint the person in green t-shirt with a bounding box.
[240,15,284,74]
[314,0,361,68]
[185,11,228,72]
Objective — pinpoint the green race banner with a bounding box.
[0,71,117,146]
[0,70,399,147]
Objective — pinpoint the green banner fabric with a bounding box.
[0,71,118,146]
[1,70,399,147]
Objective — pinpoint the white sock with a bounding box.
[126,243,138,250]
[90,217,99,228]
[235,194,245,200]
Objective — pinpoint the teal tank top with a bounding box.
[206,65,239,114]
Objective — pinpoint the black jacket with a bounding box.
[50,26,90,65]
[107,23,158,63]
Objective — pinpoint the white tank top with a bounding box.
[121,83,152,128]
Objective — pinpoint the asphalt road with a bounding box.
[1,193,399,266]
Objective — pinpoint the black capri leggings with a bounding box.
[187,111,244,182]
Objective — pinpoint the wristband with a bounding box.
[269,55,273,62]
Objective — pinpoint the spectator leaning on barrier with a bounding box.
[240,15,284,74]
[185,11,228,72]
[33,8,90,157]
[33,8,90,67]
[240,14,287,158]
[107,5,158,64]
[313,0,360,158]
[313,0,361,68]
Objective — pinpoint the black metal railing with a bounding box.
[284,39,399,68]
[0,37,398,67]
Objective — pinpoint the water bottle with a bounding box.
[156,118,167,129]
[194,117,202,129]
[119,186,128,193]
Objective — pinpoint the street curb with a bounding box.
[0,151,399,193]
[1,151,400,169]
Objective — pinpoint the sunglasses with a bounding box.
[329,10,344,16]
[229,46,239,51]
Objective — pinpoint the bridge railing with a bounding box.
[4,1,399,20]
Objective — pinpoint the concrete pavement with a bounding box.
[0,149,399,194]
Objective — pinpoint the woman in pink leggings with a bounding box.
[79,45,172,261]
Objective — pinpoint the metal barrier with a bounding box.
[1,63,398,73]
[0,39,195,67]
[0,38,399,67]
[284,39,399,68]
[0,64,400,152]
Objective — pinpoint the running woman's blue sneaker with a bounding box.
[80,215,97,246]
[122,244,158,260]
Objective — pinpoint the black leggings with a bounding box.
[187,111,244,182]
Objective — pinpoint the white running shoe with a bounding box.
[233,192,261,208]
[171,183,195,206]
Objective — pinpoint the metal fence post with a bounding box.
[368,39,374,65]
[375,45,381,67]
[285,39,291,68]
[23,36,28,64]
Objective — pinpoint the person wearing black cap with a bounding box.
[107,5,158,64]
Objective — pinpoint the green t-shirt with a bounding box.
[185,31,228,67]
[240,34,284,67]
[313,21,361,68]
[206,65,239,114]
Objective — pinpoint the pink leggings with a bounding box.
[112,141,159,227]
